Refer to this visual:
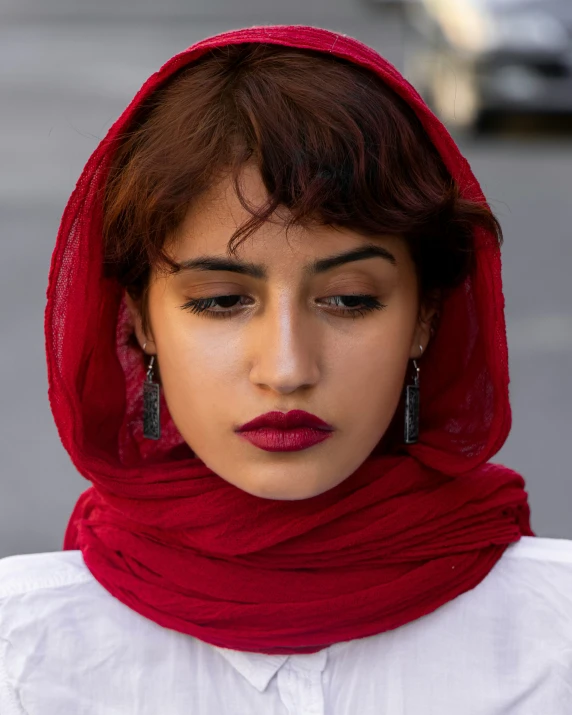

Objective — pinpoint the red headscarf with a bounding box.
[53,25,533,655]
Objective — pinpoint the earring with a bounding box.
[143,352,161,440]
[404,346,422,445]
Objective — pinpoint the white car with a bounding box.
[402,0,572,131]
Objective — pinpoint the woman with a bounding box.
[1,24,571,714]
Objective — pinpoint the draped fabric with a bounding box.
[50,25,533,655]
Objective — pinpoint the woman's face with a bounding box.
[128,165,434,500]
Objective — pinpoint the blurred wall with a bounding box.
[2,0,366,20]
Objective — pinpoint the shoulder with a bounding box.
[0,550,129,638]
[500,535,572,583]
[0,550,92,599]
[0,551,98,715]
[503,535,572,565]
[476,536,572,630]
[493,535,572,588]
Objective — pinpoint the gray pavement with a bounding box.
[0,7,570,558]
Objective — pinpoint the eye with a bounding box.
[179,294,387,319]
[179,295,251,319]
[319,294,387,319]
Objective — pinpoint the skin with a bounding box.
[126,165,436,500]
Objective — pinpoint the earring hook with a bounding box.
[412,359,420,388]
[146,355,155,382]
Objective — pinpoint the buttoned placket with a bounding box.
[276,649,328,715]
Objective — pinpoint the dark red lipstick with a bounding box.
[235,410,334,452]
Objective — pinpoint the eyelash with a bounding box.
[179,294,387,320]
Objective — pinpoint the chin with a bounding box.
[236,473,337,501]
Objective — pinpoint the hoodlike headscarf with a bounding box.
[53,25,534,655]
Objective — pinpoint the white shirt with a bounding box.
[0,536,571,714]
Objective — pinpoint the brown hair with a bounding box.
[102,43,502,331]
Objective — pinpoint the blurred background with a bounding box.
[1,0,570,558]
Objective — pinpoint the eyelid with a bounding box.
[178,281,248,294]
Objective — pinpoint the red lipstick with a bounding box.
[235,410,334,452]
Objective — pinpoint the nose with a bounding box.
[248,298,321,395]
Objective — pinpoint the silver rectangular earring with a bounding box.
[143,355,161,440]
[404,359,420,445]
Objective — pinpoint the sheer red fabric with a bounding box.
[52,25,534,655]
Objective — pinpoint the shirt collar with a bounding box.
[211,644,330,693]
[211,645,290,692]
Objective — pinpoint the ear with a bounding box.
[409,291,440,360]
[125,291,157,355]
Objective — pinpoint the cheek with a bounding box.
[326,301,417,425]
[148,299,240,428]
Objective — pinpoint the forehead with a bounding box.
[168,165,410,270]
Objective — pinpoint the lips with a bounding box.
[236,409,334,432]
[235,410,335,452]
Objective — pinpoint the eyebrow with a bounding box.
[172,243,397,279]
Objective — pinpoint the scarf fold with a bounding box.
[50,24,534,655]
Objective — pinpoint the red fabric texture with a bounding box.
[50,25,534,655]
